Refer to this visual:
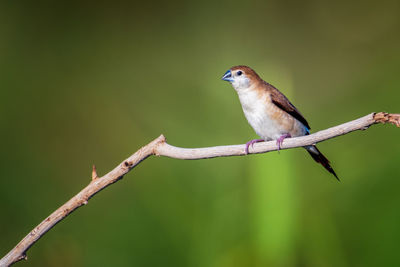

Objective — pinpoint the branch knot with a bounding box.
[153,134,166,156]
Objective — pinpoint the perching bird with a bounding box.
[221,65,338,180]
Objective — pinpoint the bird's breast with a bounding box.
[237,89,306,140]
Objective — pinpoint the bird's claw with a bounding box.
[276,133,291,152]
[245,139,264,154]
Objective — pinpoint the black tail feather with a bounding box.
[306,146,339,181]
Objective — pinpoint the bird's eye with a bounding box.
[237,71,242,76]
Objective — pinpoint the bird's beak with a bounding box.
[221,70,234,82]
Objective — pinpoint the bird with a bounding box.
[221,65,338,180]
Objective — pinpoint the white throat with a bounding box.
[230,76,251,92]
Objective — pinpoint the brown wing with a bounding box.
[266,82,311,130]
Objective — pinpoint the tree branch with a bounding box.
[1,112,399,266]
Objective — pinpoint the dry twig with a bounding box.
[1,112,399,267]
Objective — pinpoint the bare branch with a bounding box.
[1,112,399,266]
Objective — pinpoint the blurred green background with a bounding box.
[1,1,400,266]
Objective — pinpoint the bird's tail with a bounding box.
[305,145,339,181]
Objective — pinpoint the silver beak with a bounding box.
[221,70,233,82]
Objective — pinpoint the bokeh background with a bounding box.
[1,1,400,266]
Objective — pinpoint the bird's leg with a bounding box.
[245,139,264,154]
[276,133,291,152]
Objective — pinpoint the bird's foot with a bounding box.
[245,139,264,154]
[276,133,291,152]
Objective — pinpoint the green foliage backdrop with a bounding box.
[1,1,399,266]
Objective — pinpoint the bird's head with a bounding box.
[221,65,261,91]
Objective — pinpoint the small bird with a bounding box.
[221,65,338,180]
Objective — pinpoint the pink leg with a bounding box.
[245,139,264,154]
[276,133,291,151]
